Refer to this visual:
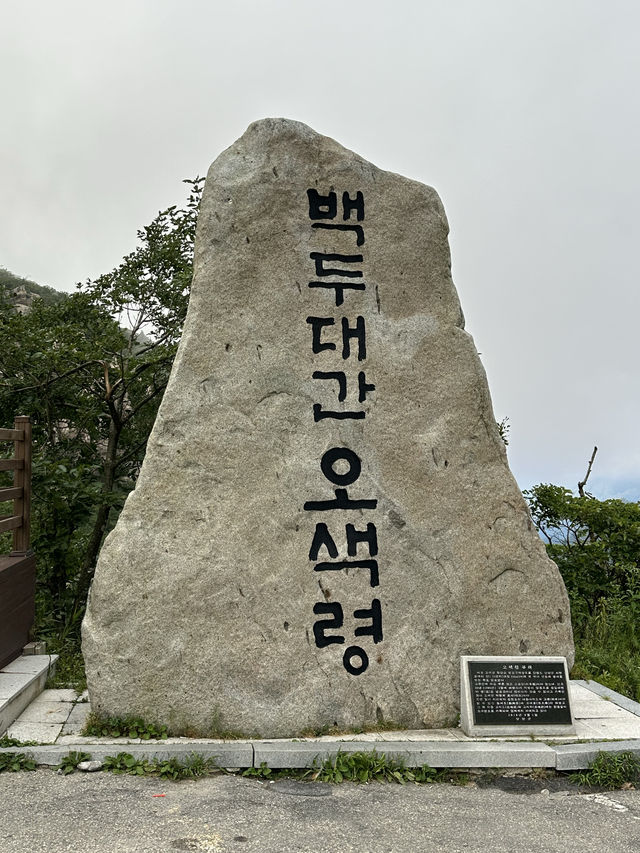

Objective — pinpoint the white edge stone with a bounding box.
[0,742,254,767]
[253,739,557,768]
[554,739,640,771]
[575,679,640,718]
[4,737,640,770]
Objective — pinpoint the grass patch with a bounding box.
[570,596,640,702]
[83,712,168,740]
[44,639,86,693]
[83,710,257,741]
[570,750,640,788]
[243,750,439,785]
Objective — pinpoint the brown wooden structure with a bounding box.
[0,416,36,669]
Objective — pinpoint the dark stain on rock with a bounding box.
[388,509,406,529]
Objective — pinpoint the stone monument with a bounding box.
[82,118,574,737]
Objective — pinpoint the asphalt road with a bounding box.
[1,770,640,853]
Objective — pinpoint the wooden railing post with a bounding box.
[11,415,31,555]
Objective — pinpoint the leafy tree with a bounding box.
[525,483,640,615]
[525,476,640,700]
[0,293,123,637]
[0,177,204,642]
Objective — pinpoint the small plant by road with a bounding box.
[243,751,438,785]
[570,750,640,789]
[102,751,219,780]
[57,751,92,775]
[0,753,36,773]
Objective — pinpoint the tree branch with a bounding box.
[8,360,104,393]
[114,436,150,472]
[578,446,598,497]
[120,383,167,426]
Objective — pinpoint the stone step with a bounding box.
[0,654,58,736]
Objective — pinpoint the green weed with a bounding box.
[570,751,640,788]
[312,750,438,784]
[241,761,275,779]
[154,754,218,780]
[243,751,438,785]
[0,736,39,748]
[43,640,87,693]
[102,751,219,781]
[57,751,92,775]
[103,752,151,775]
[83,713,168,740]
[0,753,36,773]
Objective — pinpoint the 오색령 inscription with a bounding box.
[303,189,382,677]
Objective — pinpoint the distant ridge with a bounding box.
[0,267,66,312]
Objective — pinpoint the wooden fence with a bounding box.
[0,416,36,669]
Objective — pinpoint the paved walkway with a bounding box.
[3,675,640,770]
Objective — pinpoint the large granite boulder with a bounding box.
[82,118,574,737]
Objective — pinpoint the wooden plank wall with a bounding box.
[0,416,35,669]
[0,554,36,670]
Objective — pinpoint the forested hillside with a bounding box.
[0,179,203,686]
[0,267,66,309]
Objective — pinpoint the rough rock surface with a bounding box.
[82,118,574,737]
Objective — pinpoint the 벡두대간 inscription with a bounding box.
[303,188,383,676]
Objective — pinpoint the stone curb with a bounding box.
[0,741,253,767]
[4,737,639,770]
[554,739,640,771]
[253,739,558,768]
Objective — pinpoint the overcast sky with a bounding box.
[2,0,638,498]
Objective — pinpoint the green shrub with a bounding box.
[525,484,640,701]
[570,750,640,788]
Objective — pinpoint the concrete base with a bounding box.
[2,679,640,770]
